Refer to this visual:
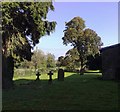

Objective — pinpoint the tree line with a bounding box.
[15,47,102,74]
[15,49,56,73]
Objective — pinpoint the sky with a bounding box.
[35,2,118,59]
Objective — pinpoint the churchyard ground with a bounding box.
[2,69,119,111]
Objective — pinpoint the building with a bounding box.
[101,43,120,80]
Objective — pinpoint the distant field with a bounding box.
[2,70,119,111]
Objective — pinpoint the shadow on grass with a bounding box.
[7,72,116,92]
[12,72,103,90]
[3,72,118,111]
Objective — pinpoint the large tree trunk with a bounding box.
[2,54,14,89]
[77,46,85,75]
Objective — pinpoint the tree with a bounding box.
[65,48,79,62]
[46,53,56,68]
[62,16,103,74]
[2,2,56,89]
[31,49,46,71]
[56,48,80,72]
[64,48,80,71]
[57,56,66,67]
[15,49,56,73]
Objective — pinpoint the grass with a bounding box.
[2,70,119,111]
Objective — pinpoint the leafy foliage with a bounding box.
[46,53,56,68]
[31,49,46,69]
[17,49,56,73]
[2,2,56,89]
[62,16,103,72]
[2,2,56,61]
[64,48,80,71]
[57,48,80,72]
[57,56,66,67]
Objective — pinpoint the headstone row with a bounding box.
[35,69,65,83]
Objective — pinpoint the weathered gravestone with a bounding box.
[58,69,64,81]
[35,71,41,81]
[47,71,53,83]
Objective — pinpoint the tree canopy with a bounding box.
[57,48,80,71]
[2,2,56,89]
[62,16,103,73]
[2,2,56,61]
[46,53,56,68]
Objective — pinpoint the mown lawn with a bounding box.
[2,71,119,111]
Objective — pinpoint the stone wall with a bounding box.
[101,44,120,80]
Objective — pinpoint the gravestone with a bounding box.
[47,71,53,83]
[58,69,64,81]
[35,71,41,81]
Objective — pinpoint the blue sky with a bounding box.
[35,2,118,59]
